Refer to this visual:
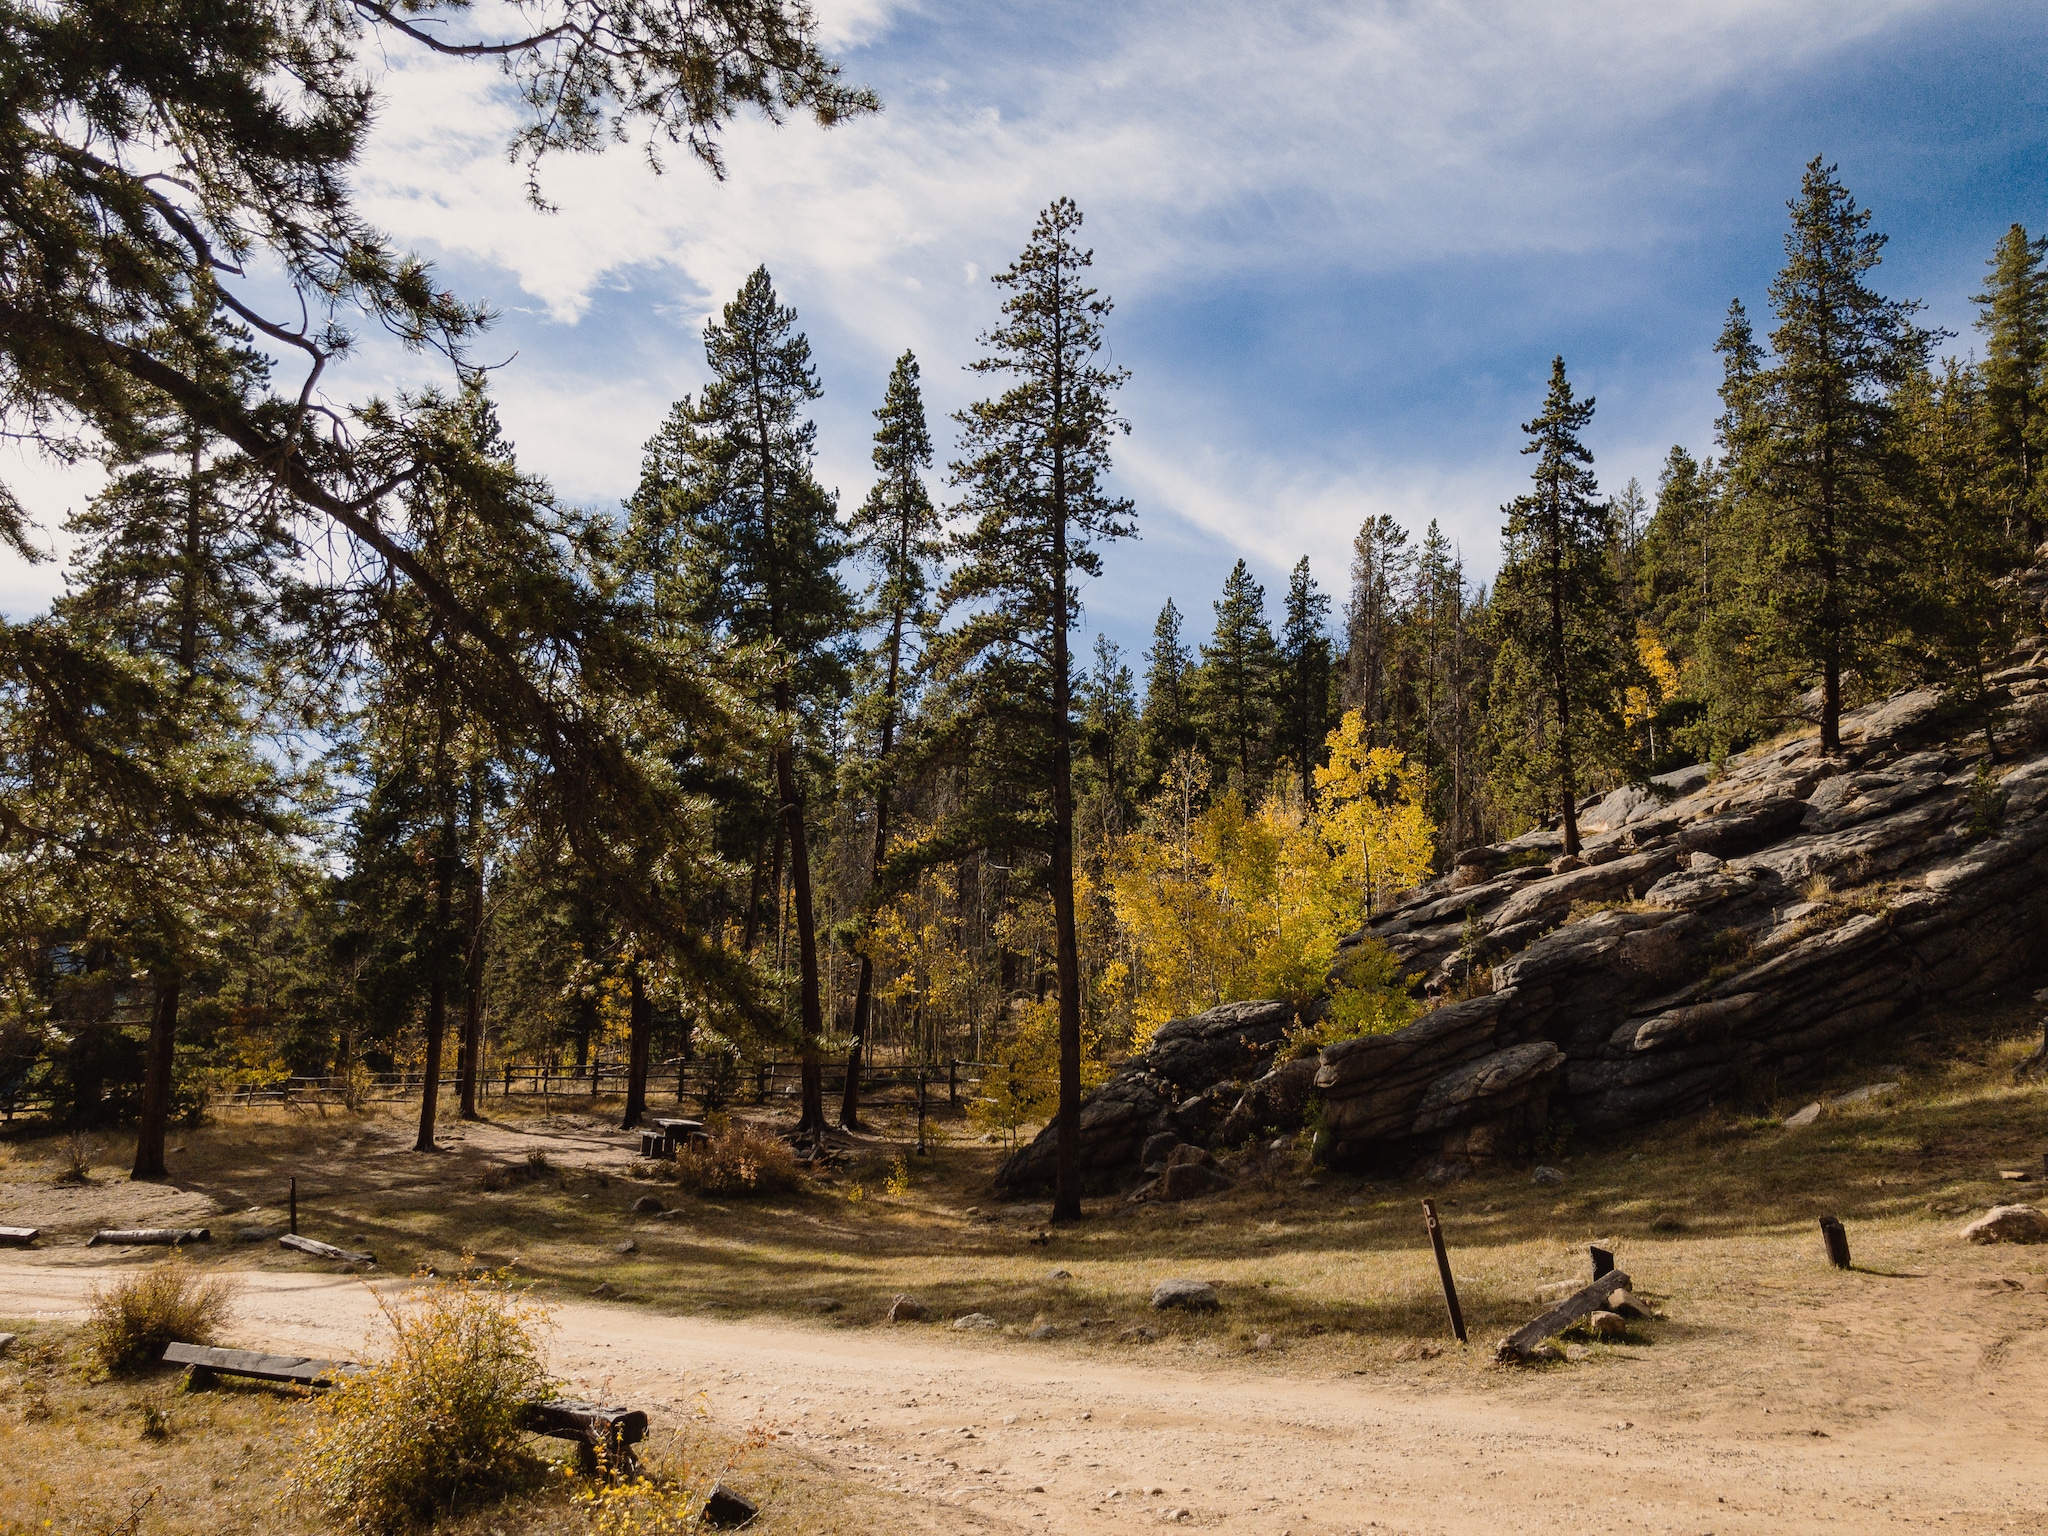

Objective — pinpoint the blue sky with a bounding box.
[5,0,2046,668]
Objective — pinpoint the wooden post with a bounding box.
[949,1059,959,1106]
[1590,1244,1614,1281]
[916,1068,929,1156]
[1818,1215,1851,1269]
[289,1177,298,1237]
[1420,1198,1467,1343]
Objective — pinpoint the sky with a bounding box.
[6,0,2047,666]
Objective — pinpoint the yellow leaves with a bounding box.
[1314,712,1436,919]
[1625,623,1681,727]
[1108,718,1436,1043]
[970,993,1111,1144]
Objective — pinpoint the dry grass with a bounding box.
[649,1120,803,1198]
[85,1256,238,1375]
[5,987,2046,1395]
[0,1322,1004,1536]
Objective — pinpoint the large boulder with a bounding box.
[1960,1205,2048,1244]
[992,1000,1292,1194]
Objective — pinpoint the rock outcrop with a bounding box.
[993,569,2048,1192]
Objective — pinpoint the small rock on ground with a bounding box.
[1027,1322,1060,1339]
[1782,1102,1822,1128]
[1961,1204,2048,1244]
[951,1312,1000,1330]
[886,1295,927,1322]
[1151,1278,1219,1312]
[614,1240,636,1255]
[802,1297,842,1313]
[702,1482,758,1529]
[1530,1165,1565,1186]
[1049,1268,1073,1281]
[1589,1310,1626,1337]
[632,1196,665,1214]
[0,1333,15,1357]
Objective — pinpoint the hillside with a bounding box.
[997,565,2048,1193]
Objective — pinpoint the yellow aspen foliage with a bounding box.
[1108,726,1434,1051]
[1625,622,1681,727]
[1313,711,1436,918]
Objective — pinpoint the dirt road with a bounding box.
[6,1258,2044,1534]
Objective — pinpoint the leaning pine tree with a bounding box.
[840,352,941,1130]
[936,198,1133,1223]
[1489,357,1635,855]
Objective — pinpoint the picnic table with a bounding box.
[640,1117,707,1159]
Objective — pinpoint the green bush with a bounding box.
[84,1256,237,1375]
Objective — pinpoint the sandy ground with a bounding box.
[6,1258,2047,1535]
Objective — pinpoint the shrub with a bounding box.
[84,1256,237,1375]
[669,1122,802,1197]
[480,1148,557,1192]
[291,1270,554,1534]
[53,1130,95,1184]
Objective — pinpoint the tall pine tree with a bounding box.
[1197,559,1280,794]
[937,198,1133,1223]
[1748,159,1930,753]
[840,351,940,1129]
[1276,557,1333,803]
[1139,600,1199,790]
[1488,358,1632,855]
[1973,223,2048,549]
[626,267,852,1135]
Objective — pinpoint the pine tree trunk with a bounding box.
[130,969,180,1180]
[622,964,651,1129]
[779,741,828,1133]
[842,599,906,1130]
[415,802,456,1154]
[457,805,486,1121]
[1050,317,1084,1225]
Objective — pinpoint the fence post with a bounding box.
[949,1059,958,1106]
[916,1068,929,1156]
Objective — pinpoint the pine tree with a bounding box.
[1750,159,1932,753]
[1197,560,1280,794]
[1276,557,1333,804]
[840,351,940,1129]
[936,198,1133,1223]
[1344,514,1414,735]
[1139,600,1199,788]
[1488,357,1633,854]
[1973,223,2048,549]
[1081,635,1141,837]
[626,267,853,1134]
[1895,359,2023,751]
[1407,522,1464,852]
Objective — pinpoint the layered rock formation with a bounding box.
[993,572,2048,1193]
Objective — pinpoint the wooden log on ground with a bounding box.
[278,1233,375,1265]
[88,1228,209,1246]
[163,1341,357,1389]
[0,1227,39,1247]
[1495,1269,1633,1362]
[1818,1215,1851,1269]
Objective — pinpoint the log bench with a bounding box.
[161,1342,648,1472]
[0,1227,38,1247]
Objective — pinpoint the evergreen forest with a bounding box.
[2,0,2043,1215]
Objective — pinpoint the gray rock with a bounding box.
[0,1332,14,1357]
[886,1295,927,1322]
[1027,1322,1060,1339]
[1151,1278,1219,1312]
[1961,1205,2048,1244]
[1530,1165,1565,1186]
[1217,1055,1320,1145]
[632,1195,665,1214]
[1782,1102,1823,1128]
[1140,1131,1180,1166]
[1048,1268,1073,1281]
[614,1240,637,1255]
[951,1312,1000,1330]
[1156,1162,1232,1202]
[1588,1310,1626,1337]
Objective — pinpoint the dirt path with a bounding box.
[7,1259,2044,1534]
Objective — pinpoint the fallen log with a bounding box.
[279,1233,375,1265]
[0,1227,39,1247]
[1495,1269,1632,1362]
[88,1228,209,1246]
